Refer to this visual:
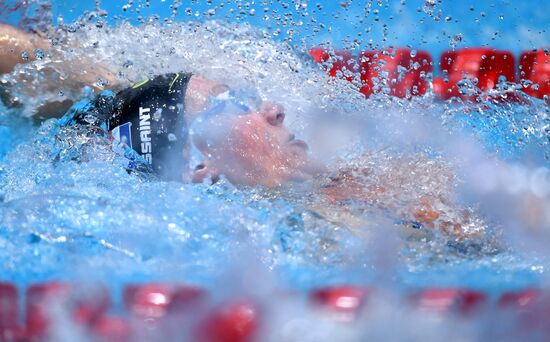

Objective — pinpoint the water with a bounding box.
[0,0,550,341]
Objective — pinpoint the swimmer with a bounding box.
[0,23,321,184]
[0,23,487,242]
[58,72,322,185]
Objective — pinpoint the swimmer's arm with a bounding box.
[408,195,483,239]
[0,24,120,117]
[0,24,49,74]
[322,171,475,238]
[0,57,120,118]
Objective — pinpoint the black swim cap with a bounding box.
[107,73,193,181]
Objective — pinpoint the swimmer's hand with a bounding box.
[322,169,481,240]
[411,196,485,240]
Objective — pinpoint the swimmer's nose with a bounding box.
[260,102,285,127]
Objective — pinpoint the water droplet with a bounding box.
[153,108,163,121]
[97,79,107,88]
[410,50,417,58]
[423,0,437,14]
[168,133,177,142]
[21,51,29,61]
[449,33,463,47]
[340,2,350,9]
[521,79,533,88]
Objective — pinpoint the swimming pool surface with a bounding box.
[0,0,549,341]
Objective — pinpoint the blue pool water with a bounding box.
[0,0,549,340]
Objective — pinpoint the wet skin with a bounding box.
[191,101,321,187]
[0,24,478,239]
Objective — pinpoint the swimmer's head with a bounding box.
[191,101,324,187]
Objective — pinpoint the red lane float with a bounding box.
[91,316,133,342]
[309,285,369,320]
[498,289,540,311]
[26,283,111,340]
[309,46,550,103]
[409,288,487,315]
[309,48,356,81]
[359,48,433,98]
[433,48,516,100]
[123,284,208,342]
[519,49,550,102]
[123,283,207,319]
[0,283,24,342]
[196,301,260,342]
[4,282,550,341]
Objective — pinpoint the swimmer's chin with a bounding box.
[287,160,328,183]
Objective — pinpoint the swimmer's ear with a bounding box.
[191,163,219,185]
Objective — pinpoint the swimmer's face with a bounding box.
[192,102,321,187]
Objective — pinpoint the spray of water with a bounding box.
[0,2,549,341]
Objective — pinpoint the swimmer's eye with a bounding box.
[211,84,231,96]
[199,91,257,119]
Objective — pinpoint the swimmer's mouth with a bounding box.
[287,135,309,151]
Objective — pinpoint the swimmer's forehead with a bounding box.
[217,86,263,108]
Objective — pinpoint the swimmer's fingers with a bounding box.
[413,208,440,228]
[439,221,462,236]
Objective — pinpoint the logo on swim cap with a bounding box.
[111,122,133,149]
[139,107,153,164]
